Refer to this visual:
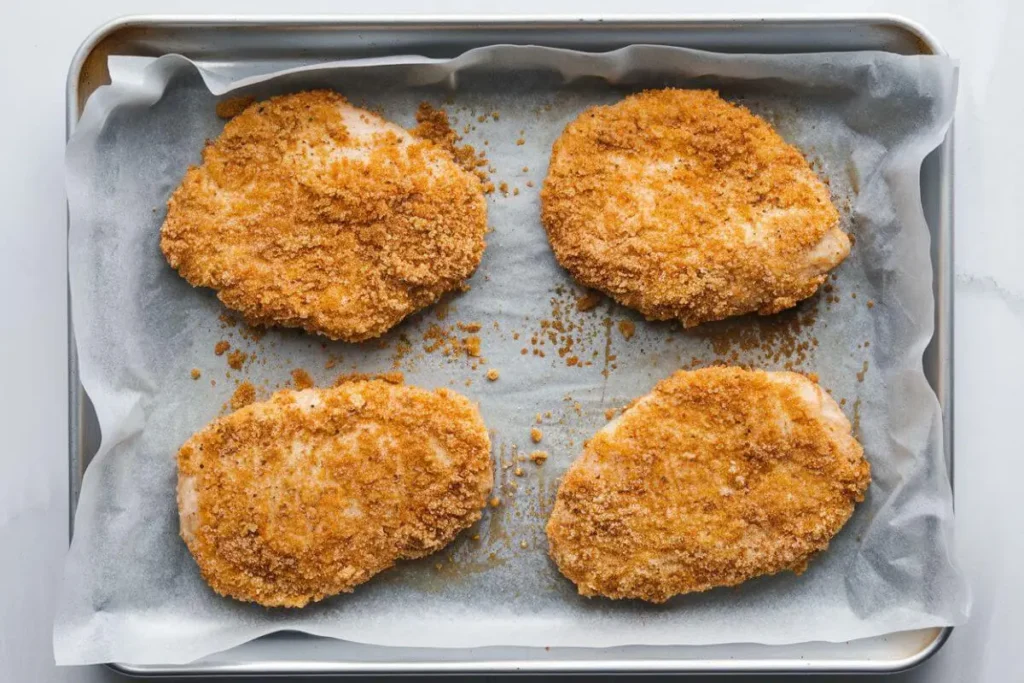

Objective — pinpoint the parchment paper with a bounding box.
[56,45,968,665]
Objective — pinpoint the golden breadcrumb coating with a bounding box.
[177,380,493,607]
[546,367,869,603]
[541,89,850,327]
[161,91,487,342]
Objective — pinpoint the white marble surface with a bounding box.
[0,1,1019,681]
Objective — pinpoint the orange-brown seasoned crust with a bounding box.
[546,367,870,603]
[177,380,493,607]
[541,89,849,327]
[161,90,488,342]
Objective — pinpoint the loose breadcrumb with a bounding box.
[530,427,543,443]
[227,350,247,370]
[229,381,255,410]
[214,341,230,356]
[617,321,636,341]
[486,368,500,381]
[576,291,602,312]
[529,450,548,465]
[489,496,502,508]
[291,368,314,389]
[190,368,202,380]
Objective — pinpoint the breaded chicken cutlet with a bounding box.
[541,89,850,327]
[161,91,487,342]
[177,379,492,607]
[546,367,870,603]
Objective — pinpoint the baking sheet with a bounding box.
[56,45,967,666]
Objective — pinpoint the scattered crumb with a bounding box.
[489,496,502,508]
[324,357,338,370]
[190,368,201,380]
[576,291,602,312]
[464,336,481,357]
[530,427,543,443]
[526,180,534,188]
[514,467,524,476]
[529,450,549,465]
[513,188,520,196]
[230,381,255,410]
[535,413,543,424]
[604,408,617,420]
[856,361,870,382]
[238,325,265,343]
[867,300,875,309]
[516,138,525,146]
[617,320,636,341]
[214,340,230,356]
[486,368,500,381]
[522,166,529,172]
[520,540,528,549]
[411,102,490,183]
[290,368,314,390]
[226,350,247,370]
[498,181,509,196]
[472,533,481,541]
[218,313,237,327]
[457,321,482,333]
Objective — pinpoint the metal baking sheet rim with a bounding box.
[64,13,954,676]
